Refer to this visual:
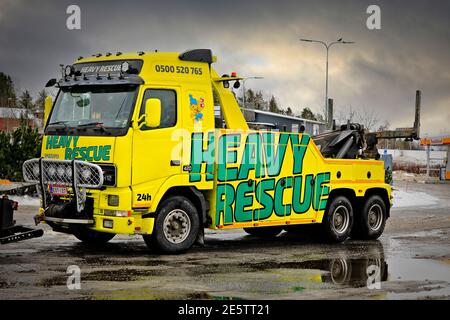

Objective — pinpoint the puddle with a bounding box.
[387,285,450,299]
[386,257,450,282]
[392,229,447,240]
[2,234,449,299]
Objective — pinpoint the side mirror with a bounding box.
[45,78,57,87]
[44,96,53,126]
[143,98,161,128]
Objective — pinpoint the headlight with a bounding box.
[108,195,119,206]
[48,166,56,177]
[81,168,92,180]
[32,165,39,176]
[57,166,65,177]
[64,65,73,77]
[121,61,129,73]
[65,167,72,178]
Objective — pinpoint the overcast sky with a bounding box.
[0,0,448,136]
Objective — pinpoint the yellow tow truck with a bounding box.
[23,49,391,253]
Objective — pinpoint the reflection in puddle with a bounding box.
[19,236,446,300]
[87,242,391,299]
[305,255,388,288]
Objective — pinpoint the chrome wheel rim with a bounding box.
[332,205,350,234]
[368,204,383,231]
[163,209,191,244]
[330,258,349,284]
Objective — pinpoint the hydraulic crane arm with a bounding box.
[313,90,422,160]
[211,68,248,130]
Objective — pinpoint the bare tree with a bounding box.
[354,108,380,131]
[336,105,356,125]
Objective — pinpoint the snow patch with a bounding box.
[392,189,439,208]
[6,195,40,206]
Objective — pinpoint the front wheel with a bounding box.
[319,196,353,242]
[71,226,115,245]
[143,196,200,254]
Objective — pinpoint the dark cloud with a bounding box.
[0,0,448,135]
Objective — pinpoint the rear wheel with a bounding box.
[243,226,283,237]
[143,196,200,254]
[71,226,115,245]
[352,195,387,240]
[319,196,353,242]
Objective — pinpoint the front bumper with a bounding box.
[35,202,155,235]
[23,158,155,235]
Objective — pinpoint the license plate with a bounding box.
[49,185,68,196]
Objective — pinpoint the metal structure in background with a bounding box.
[240,107,326,134]
[420,137,450,179]
[23,158,104,212]
[300,38,355,124]
[313,90,422,161]
[363,90,421,159]
[327,98,334,130]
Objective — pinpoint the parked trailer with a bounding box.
[0,196,43,244]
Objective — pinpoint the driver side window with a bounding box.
[139,89,177,130]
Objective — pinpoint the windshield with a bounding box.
[47,85,138,133]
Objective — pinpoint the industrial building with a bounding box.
[214,106,326,135]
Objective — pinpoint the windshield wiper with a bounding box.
[76,122,111,135]
[47,120,70,133]
[48,120,69,127]
[77,121,104,128]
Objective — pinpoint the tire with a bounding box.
[324,257,353,285]
[319,196,353,242]
[71,226,115,245]
[143,196,200,254]
[243,226,283,237]
[350,241,388,287]
[352,195,387,240]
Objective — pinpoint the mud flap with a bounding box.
[195,227,205,246]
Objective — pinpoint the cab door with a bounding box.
[132,86,181,188]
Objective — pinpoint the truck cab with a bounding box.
[23,49,391,253]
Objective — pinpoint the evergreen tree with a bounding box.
[18,90,33,122]
[254,91,264,110]
[0,124,41,181]
[245,89,255,107]
[19,90,33,110]
[315,113,325,122]
[300,107,317,121]
[269,95,279,113]
[0,72,17,107]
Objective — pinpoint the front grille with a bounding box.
[22,158,104,213]
[23,158,103,188]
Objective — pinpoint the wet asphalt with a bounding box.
[0,180,449,300]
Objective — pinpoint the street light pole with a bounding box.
[242,76,264,109]
[300,38,355,124]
